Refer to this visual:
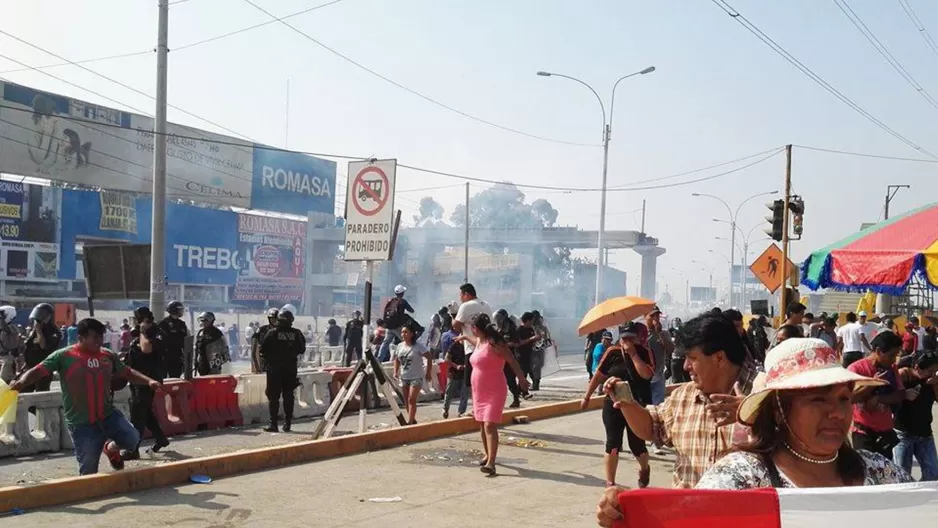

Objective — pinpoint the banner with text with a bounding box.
[0,181,61,281]
[233,214,305,301]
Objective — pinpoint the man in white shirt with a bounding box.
[452,283,492,357]
[857,311,878,354]
[837,312,870,368]
[910,316,927,352]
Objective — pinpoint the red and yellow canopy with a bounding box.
[801,203,938,294]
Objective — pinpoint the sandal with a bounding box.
[638,467,650,488]
[480,464,496,476]
[478,458,489,467]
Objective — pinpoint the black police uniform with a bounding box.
[343,318,364,367]
[259,323,306,431]
[252,323,275,373]
[157,316,188,378]
[124,328,169,454]
[195,325,226,376]
[21,323,61,393]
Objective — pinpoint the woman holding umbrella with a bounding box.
[581,321,655,488]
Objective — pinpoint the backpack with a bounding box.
[383,297,406,328]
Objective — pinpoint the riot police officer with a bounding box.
[195,312,229,376]
[21,303,61,392]
[158,301,189,378]
[259,305,305,432]
[251,308,279,374]
[0,305,22,384]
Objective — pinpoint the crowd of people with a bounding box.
[591,303,937,527]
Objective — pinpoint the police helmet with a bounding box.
[266,308,279,321]
[29,303,54,324]
[197,311,215,324]
[133,306,155,323]
[277,310,295,325]
[0,305,16,325]
[166,300,184,317]
[328,318,336,325]
[280,304,297,316]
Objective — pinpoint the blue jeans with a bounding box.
[650,376,666,405]
[442,376,468,415]
[68,410,140,475]
[894,431,938,481]
[378,328,403,362]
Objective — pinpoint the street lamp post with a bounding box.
[537,66,656,304]
[693,190,778,308]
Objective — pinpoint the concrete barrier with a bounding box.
[294,370,332,418]
[0,391,63,457]
[236,373,268,425]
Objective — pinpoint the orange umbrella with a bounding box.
[578,296,657,336]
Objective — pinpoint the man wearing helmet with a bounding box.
[251,308,279,374]
[259,305,306,432]
[0,305,22,384]
[20,303,61,392]
[195,312,229,376]
[378,285,415,362]
[158,301,189,378]
[343,310,364,367]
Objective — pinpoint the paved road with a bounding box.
[0,354,591,486]
[18,411,665,527]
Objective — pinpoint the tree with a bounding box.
[412,196,445,227]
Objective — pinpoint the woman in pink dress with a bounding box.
[457,313,529,476]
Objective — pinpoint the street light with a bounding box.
[693,190,778,308]
[537,65,656,304]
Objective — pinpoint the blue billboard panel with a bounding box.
[59,189,145,279]
[249,146,336,216]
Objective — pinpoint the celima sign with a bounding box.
[250,147,336,216]
[344,159,396,261]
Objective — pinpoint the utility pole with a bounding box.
[149,0,169,311]
[779,145,792,316]
[463,182,469,284]
[884,184,910,220]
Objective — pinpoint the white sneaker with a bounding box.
[652,446,667,455]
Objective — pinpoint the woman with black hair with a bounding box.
[456,313,529,476]
[582,322,654,488]
[392,321,432,425]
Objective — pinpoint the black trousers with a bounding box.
[843,351,864,369]
[266,369,298,422]
[670,356,688,383]
[602,398,647,457]
[343,343,362,367]
[130,386,167,448]
[503,364,521,401]
[165,354,183,379]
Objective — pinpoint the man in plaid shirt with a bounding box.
[602,312,758,488]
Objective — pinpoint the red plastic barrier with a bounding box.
[327,368,360,412]
[190,375,243,430]
[153,380,195,436]
[437,360,449,392]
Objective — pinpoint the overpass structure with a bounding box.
[307,226,665,300]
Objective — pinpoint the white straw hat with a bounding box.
[737,338,886,426]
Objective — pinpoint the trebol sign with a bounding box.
[249,146,336,217]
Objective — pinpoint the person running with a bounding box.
[342,311,365,367]
[441,323,468,419]
[393,321,432,425]
[378,285,415,362]
[20,303,61,393]
[121,307,170,460]
[157,301,188,378]
[456,313,528,477]
[582,322,654,488]
[10,318,161,475]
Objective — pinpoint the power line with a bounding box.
[608,146,781,188]
[897,0,938,60]
[237,0,597,148]
[0,0,352,75]
[0,31,258,145]
[795,143,938,162]
[833,0,938,112]
[711,0,938,159]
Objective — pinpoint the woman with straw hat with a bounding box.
[695,338,911,489]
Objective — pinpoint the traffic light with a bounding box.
[765,199,784,241]
[789,196,804,238]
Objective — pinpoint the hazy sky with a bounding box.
[3,0,937,301]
